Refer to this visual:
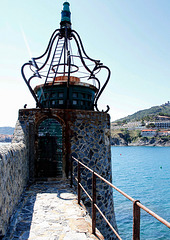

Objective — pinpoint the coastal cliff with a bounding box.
[111,131,170,146]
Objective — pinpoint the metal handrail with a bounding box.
[71,156,170,240]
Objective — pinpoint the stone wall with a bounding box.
[0,121,29,237]
[18,108,118,239]
[69,112,118,240]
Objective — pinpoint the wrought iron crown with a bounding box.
[21,2,110,112]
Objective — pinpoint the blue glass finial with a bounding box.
[61,2,71,23]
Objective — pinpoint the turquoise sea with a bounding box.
[111,146,170,240]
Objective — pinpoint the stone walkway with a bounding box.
[3,180,103,240]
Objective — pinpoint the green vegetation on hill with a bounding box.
[111,129,141,144]
[113,103,170,123]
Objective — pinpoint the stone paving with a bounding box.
[3,180,104,240]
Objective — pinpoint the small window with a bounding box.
[59,100,64,105]
[73,92,78,98]
[58,92,64,98]
[52,100,55,105]
[51,93,56,98]
[80,93,86,99]
[73,100,78,105]
[88,94,92,100]
[80,101,85,106]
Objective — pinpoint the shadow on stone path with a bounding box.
[3,180,103,240]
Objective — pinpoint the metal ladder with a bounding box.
[45,37,65,85]
[38,37,65,105]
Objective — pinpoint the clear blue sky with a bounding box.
[1,0,170,127]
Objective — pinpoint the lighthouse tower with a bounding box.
[20,2,117,239]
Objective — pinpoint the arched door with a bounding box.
[36,118,63,178]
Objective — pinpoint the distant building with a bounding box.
[154,121,170,129]
[161,101,170,106]
[165,101,170,106]
[141,129,157,137]
[0,134,13,142]
[158,130,170,136]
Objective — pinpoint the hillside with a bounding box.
[113,102,170,123]
[0,127,15,135]
[111,102,170,146]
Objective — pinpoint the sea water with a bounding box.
[0,142,11,146]
[111,146,170,240]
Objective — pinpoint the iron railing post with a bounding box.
[72,157,170,239]
[78,161,81,204]
[70,157,73,188]
[92,171,96,234]
[133,200,140,240]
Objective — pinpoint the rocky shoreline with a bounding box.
[111,137,170,147]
